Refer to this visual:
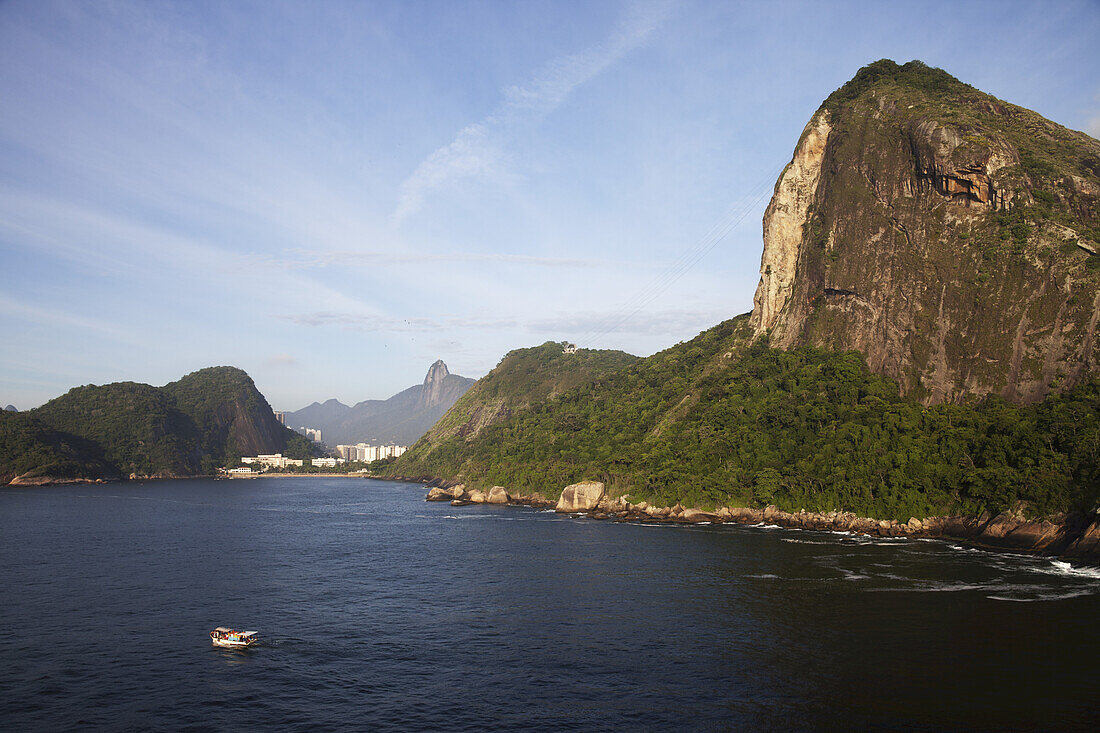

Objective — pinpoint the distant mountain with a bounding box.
[286,398,351,432]
[1,366,314,484]
[285,360,476,446]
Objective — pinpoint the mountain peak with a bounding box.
[751,60,1100,404]
[822,59,973,114]
[424,360,449,385]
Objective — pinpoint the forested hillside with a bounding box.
[1,367,312,483]
[394,60,1100,523]
[395,316,1100,522]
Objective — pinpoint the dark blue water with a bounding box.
[2,478,1098,731]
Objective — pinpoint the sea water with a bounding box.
[2,478,1097,730]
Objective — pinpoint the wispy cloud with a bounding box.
[527,307,733,336]
[0,292,139,345]
[280,305,728,338]
[266,354,298,367]
[392,1,673,223]
[260,248,624,270]
[278,312,520,333]
[1087,114,1100,139]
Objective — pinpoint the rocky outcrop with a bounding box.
[8,474,108,487]
[908,119,1017,208]
[750,60,1100,404]
[419,360,452,408]
[424,480,1099,559]
[1065,517,1100,557]
[555,481,606,513]
[426,482,512,507]
[750,112,832,335]
[486,486,510,504]
[426,484,465,501]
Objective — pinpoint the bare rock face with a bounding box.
[1064,517,1100,557]
[751,111,833,336]
[555,481,605,513]
[749,60,1100,405]
[419,360,451,408]
[486,486,510,504]
[681,508,720,523]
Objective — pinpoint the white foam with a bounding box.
[1047,560,1100,579]
[987,589,1094,602]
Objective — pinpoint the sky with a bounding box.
[2,0,1099,411]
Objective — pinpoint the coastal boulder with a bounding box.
[1065,516,1100,557]
[1004,520,1065,551]
[486,486,510,504]
[425,487,452,501]
[467,489,487,504]
[727,507,763,523]
[556,481,605,513]
[682,509,720,523]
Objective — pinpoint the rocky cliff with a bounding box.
[751,60,1100,404]
[418,359,454,408]
[161,366,295,463]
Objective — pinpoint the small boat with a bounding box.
[210,627,259,648]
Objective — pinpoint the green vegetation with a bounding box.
[0,410,112,483]
[395,317,1099,522]
[163,367,267,467]
[421,341,638,444]
[2,367,308,482]
[34,382,201,477]
[822,59,974,115]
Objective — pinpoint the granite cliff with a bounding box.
[751,60,1100,404]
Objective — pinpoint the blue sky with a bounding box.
[2,0,1099,410]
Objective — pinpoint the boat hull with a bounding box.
[211,638,255,648]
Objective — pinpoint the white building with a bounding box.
[311,457,344,468]
[297,427,323,443]
[241,453,304,469]
[334,443,408,462]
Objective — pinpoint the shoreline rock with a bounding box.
[420,481,1100,561]
[555,481,605,513]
